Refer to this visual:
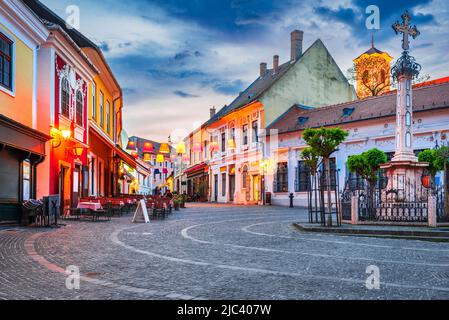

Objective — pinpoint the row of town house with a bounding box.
[0,0,163,223]
[174,29,449,207]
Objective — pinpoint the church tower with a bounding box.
[353,37,393,99]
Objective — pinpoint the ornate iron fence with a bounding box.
[306,166,341,227]
[437,186,448,223]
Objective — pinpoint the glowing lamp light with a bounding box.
[131,151,139,159]
[227,139,236,150]
[143,153,152,162]
[176,142,186,155]
[142,142,154,153]
[73,146,84,157]
[126,139,137,152]
[61,129,72,140]
[159,143,170,154]
[156,154,165,163]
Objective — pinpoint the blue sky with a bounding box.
[41,0,449,141]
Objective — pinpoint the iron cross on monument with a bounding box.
[392,10,420,51]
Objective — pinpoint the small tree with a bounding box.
[347,149,388,212]
[303,127,348,226]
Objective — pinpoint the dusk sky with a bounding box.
[41,0,449,141]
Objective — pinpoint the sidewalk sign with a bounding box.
[132,200,150,224]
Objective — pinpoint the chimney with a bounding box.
[273,55,279,73]
[210,107,216,119]
[260,62,267,77]
[291,30,304,61]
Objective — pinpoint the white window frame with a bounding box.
[0,28,15,97]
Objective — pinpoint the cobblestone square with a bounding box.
[1,204,449,300]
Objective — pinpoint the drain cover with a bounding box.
[84,272,104,278]
[432,272,449,281]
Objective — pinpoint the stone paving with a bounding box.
[0,204,449,300]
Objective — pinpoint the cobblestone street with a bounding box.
[1,204,449,300]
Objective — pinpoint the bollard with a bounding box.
[428,195,437,228]
[289,193,294,208]
[351,195,359,225]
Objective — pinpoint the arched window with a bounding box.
[76,90,83,126]
[61,78,70,118]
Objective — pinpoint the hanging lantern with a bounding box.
[131,151,139,160]
[159,143,170,154]
[210,141,219,152]
[73,146,84,158]
[142,142,154,153]
[176,141,186,155]
[126,139,137,151]
[421,172,432,189]
[143,153,151,162]
[156,154,165,163]
[192,142,202,152]
[227,139,236,150]
[182,154,190,163]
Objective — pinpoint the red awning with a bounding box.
[185,162,208,176]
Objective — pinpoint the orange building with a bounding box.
[0,0,50,223]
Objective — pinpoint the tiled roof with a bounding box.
[268,81,449,134]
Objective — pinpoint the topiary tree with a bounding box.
[418,149,443,191]
[303,127,348,226]
[348,149,388,212]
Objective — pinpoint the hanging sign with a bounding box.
[132,200,150,224]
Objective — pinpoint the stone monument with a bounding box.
[380,11,429,203]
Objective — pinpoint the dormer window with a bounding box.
[297,117,309,125]
[342,108,355,118]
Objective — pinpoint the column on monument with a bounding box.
[393,75,417,162]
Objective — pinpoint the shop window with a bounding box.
[22,160,31,201]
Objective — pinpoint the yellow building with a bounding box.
[0,0,50,223]
[353,40,393,99]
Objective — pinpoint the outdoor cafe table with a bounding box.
[77,202,102,211]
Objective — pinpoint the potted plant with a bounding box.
[173,197,181,211]
[180,194,187,208]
